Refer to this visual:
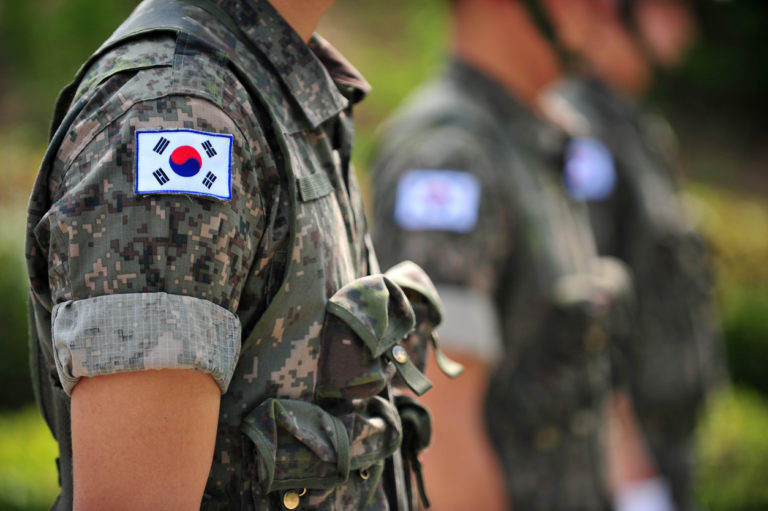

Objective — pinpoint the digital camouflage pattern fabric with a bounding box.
[541,76,726,511]
[372,59,633,511]
[26,0,444,509]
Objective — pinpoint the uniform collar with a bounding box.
[218,0,369,127]
[309,34,371,105]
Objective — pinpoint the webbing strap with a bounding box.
[297,173,334,202]
[389,350,433,396]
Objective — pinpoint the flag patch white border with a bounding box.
[394,169,482,233]
[135,128,233,200]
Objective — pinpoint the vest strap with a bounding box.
[388,346,433,396]
[297,173,334,202]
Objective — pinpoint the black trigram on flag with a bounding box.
[202,171,217,189]
[153,168,170,185]
[202,140,217,158]
[153,137,170,154]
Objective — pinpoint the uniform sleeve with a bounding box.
[37,94,267,395]
[372,123,510,361]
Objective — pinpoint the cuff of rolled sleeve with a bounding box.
[434,284,504,363]
[52,292,241,395]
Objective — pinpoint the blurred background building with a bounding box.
[0,1,766,510]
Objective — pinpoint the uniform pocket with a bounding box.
[240,396,402,495]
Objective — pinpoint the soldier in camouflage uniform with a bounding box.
[25,0,456,509]
[371,1,633,509]
[534,1,725,509]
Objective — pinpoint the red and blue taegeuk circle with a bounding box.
[169,145,203,177]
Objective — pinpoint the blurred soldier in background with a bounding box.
[534,0,726,509]
[371,0,632,509]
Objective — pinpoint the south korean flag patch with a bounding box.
[135,129,233,200]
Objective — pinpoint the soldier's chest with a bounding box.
[237,114,369,328]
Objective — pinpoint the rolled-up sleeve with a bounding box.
[52,293,241,394]
[435,284,503,363]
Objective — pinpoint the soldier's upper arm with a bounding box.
[372,123,510,360]
[373,122,513,295]
[38,81,269,395]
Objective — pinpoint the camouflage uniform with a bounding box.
[540,76,725,511]
[26,0,450,509]
[372,59,632,511]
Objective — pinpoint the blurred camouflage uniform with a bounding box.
[540,76,725,511]
[373,58,633,511]
[25,0,450,509]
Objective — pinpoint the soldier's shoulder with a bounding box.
[55,33,262,170]
[379,79,491,154]
[75,33,253,113]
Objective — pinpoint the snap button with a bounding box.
[392,345,408,364]
[283,490,301,510]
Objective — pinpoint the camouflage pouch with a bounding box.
[315,271,433,399]
[241,395,402,494]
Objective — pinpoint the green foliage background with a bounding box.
[0,1,766,509]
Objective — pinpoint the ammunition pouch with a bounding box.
[242,261,455,504]
[316,261,460,401]
[241,396,402,495]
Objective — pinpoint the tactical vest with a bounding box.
[28,1,457,509]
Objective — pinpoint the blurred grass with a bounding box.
[689,184,768,397]
[0,0,139,142]
[696,388,768,511]
[0,407,59,511]
[0,131,41,411]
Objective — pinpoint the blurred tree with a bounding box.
[0,249,31,410]
[0,0,138,141]
[650,0,768,193]
[696,388,768,511]
[677,0,768,128]
[723,289,768,396]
